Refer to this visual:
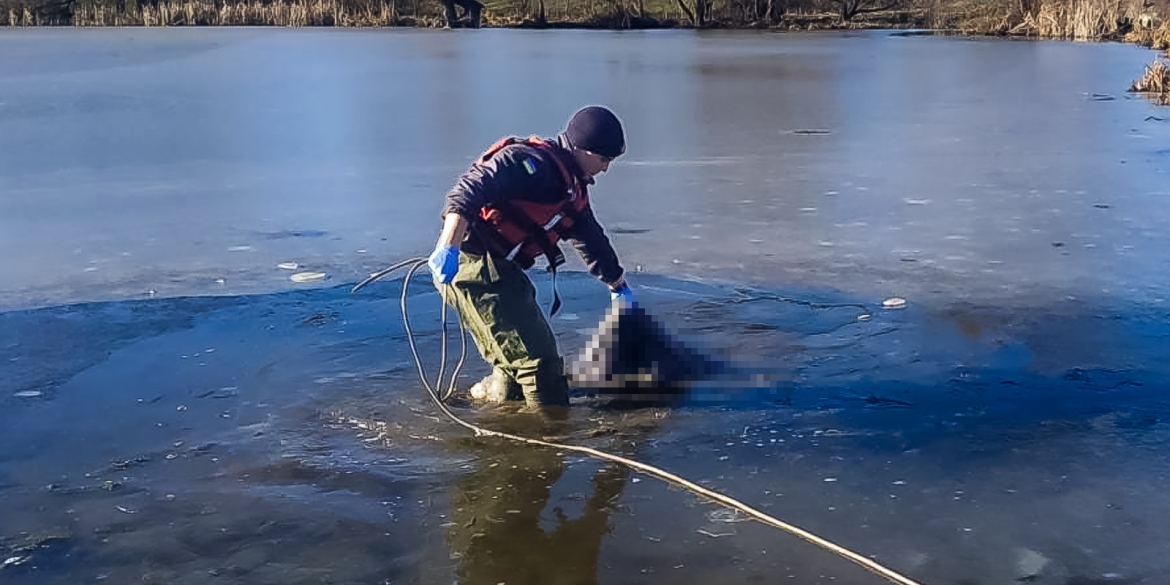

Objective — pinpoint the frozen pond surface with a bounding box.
[2,28,1170,585]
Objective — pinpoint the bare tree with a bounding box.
[675,0,710,26]
[764,0,784,22]
[829,0,898,21]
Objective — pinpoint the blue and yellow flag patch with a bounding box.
[522,158,538,175]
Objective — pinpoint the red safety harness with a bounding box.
[472,135,588,316]
[474,135,589,270]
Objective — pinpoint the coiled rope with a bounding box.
[352,260,924,585]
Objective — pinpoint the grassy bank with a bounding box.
[0,0,1165,36]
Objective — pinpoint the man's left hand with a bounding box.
[610,283,636,306]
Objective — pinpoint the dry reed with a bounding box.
[1035,0,1135,39]
[935,0,1144,39]
[4,6,43,24]
[0,0,1159,34]
[1126,19,1170,50]
[1129,59,1170,103]
[69,0,436,26]
[60,0,659,26]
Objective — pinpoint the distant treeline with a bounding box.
[2,0,1169,42]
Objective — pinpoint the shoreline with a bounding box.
[0,0,1164,40]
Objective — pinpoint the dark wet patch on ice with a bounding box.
[0,296,247,400]
[5,272,1169,421]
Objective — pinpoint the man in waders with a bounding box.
[428,106,634,410]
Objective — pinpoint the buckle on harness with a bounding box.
[542,213,564,231]
[505,242,524,262]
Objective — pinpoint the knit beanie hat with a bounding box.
[563,106,626,159]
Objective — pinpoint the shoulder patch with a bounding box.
[522,157,538,175]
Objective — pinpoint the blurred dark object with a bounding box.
[569,303,719,397]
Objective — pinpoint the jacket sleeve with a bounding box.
[566,205,625,288]
[441,145,543,220]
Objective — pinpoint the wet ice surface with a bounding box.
[3,28,1169,311]
[4,274,1170,585]
[3,28,1170,585]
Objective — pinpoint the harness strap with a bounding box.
[549,267,562,317]
[498,198,571,318]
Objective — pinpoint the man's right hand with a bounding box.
[428,244,460,284]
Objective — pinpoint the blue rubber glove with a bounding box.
[610,283,636,306]
[428,244,460,284]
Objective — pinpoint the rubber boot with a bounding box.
[470,368,522,402]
